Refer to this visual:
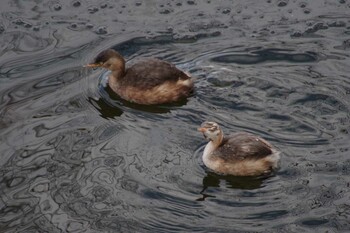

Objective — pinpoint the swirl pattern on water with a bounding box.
[1,0,350,232]
[1,37,349,232]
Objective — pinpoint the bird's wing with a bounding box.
[213,132,273,161]
[123,59,190,89]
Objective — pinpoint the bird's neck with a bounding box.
[111,69,125,80]
[203,131,224,160]
[110,58,126,81]
[212,130,224,147]
[108,69,125,88]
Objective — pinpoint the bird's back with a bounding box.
[122,58,191,89]
[213,132,274,162]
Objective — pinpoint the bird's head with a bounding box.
[85,49,125,72]
[198,121,223,142]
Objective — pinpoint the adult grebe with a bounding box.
[198,121,280,176]
[85,49,194,105]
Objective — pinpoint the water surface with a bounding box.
[1,0,350,232]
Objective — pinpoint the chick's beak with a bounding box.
[84,63,102,68]
[197,127,206,133]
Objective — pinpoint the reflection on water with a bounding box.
[196,171,269,201]
[211,48,319,64]
[1,0,350,232]
[202,171,269,191]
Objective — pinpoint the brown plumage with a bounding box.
[213,133,273,160]
[198,121,280,176]
[85,49,194,105]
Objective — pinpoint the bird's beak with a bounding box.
[84,63,102,68]
[198,127,206,133]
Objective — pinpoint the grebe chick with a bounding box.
[198,121,280,176]
[85,49,194,105]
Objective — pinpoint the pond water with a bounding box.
[1,0,350,232]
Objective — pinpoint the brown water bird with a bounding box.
[85,49,194,105]
[198,121,280,176]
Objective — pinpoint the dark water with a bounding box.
[1,0,350,232]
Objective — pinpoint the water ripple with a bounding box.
[211,48,319,64]
[1,1,350,232]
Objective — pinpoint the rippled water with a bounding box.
[1,0,350,232]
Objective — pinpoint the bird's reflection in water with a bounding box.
[88,96,123,119]
[196,171,272,201]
